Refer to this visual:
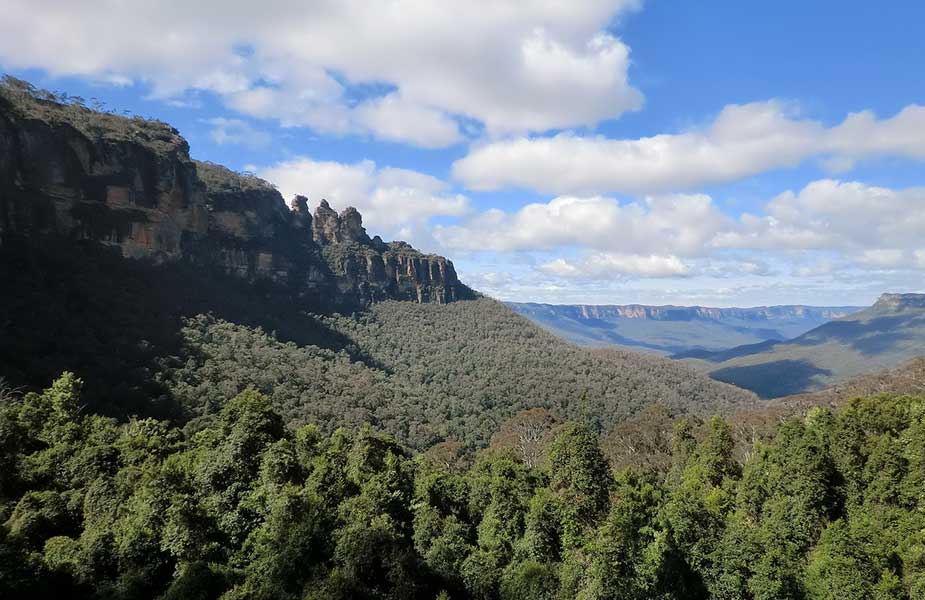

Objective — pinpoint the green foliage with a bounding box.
[0,75,178,152]
[0,236,753,450]
[547,423,613,548]
[1,373,924,598]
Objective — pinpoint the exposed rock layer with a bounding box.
[0,78,471,310]
[873,293,925,312]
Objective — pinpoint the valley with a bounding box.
[508,302,860,354]
[1,73,924,600]
[683,293,925,398]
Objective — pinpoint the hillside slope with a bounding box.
[508,302,858,353]
[770,356,925,412]
[686,293,925,398]
[164,298,756,448]
[0,239,756,448]
[0,76,758,448]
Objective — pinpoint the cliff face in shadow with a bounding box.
[0,76,472,312]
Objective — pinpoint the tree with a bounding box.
[804,520,873,600]
[547,422,613,548]
[490,408,560,468]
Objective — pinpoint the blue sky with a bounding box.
[2,1,924,306]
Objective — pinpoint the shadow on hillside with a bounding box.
[673,339,780,362]
[0,237,379,421]
[575,316,620,330]
[792,315,923,357]
[729,325,787,340]
[710,359,833,399]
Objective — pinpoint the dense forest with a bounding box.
[2,373,924,599]
[0,240,753,449]
[166,299,754,448]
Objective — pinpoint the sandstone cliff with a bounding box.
[0,76,471,310]
[871,293,925,312]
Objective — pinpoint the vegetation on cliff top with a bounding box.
[0,75,180,152]
[194,160,278,195]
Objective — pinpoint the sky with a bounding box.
[2,0,924,307]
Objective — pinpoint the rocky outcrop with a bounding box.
[0,81,208,261]
[311,201,465,305]
[872,293,925,312]
[0,76,472,311]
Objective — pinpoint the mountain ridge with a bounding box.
[0,75,758,442]
[0,75,471,311]
[508,301,860,354]
[686,292,925,398]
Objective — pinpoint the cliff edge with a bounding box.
[0,76,472,310]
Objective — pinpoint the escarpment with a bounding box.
[0,76,472,311]
[312,199,467,305]
[0,81,208,260]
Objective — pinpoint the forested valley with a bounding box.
[0,240,752,450]
[3,72,924,600]
[2,372,924,599]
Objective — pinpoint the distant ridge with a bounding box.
[685,293,925,398]
[507,301,859,354]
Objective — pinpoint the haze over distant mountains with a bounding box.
[683,293,925,398]
[507,302,860,355]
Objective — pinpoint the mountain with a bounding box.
[0,76,757,447]
[770,356,925,413]
[165,299,756,448]
[683,293,925,398]
[0,76,470,311]
[507,301,859,354]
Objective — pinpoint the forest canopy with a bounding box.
[2,373,924,599]
[0,240,754,450]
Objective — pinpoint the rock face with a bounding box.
[872,293,925,312]
[0,82,208,260]
[0,77,472,311]
[312,200,464,305]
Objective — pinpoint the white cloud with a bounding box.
[541,253,690,279]
[206,117,272,149]
[719,180,925,256]
[255,157,469,237]
[0,0,642,147]
[452,102,925,194]
[434,193,729,255]
[354,94,462,148]
[793,258,836,278]
[857,249,906,269]
[434,178,925,283]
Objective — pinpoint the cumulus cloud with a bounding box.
[434,194,729,255]
[452,102,925,194]
[719,179,925,258]
[0,0,642,147]
[435,179,925,281]
[255,157,469,235]
[353,94,463,148]
[541,253,690,279]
